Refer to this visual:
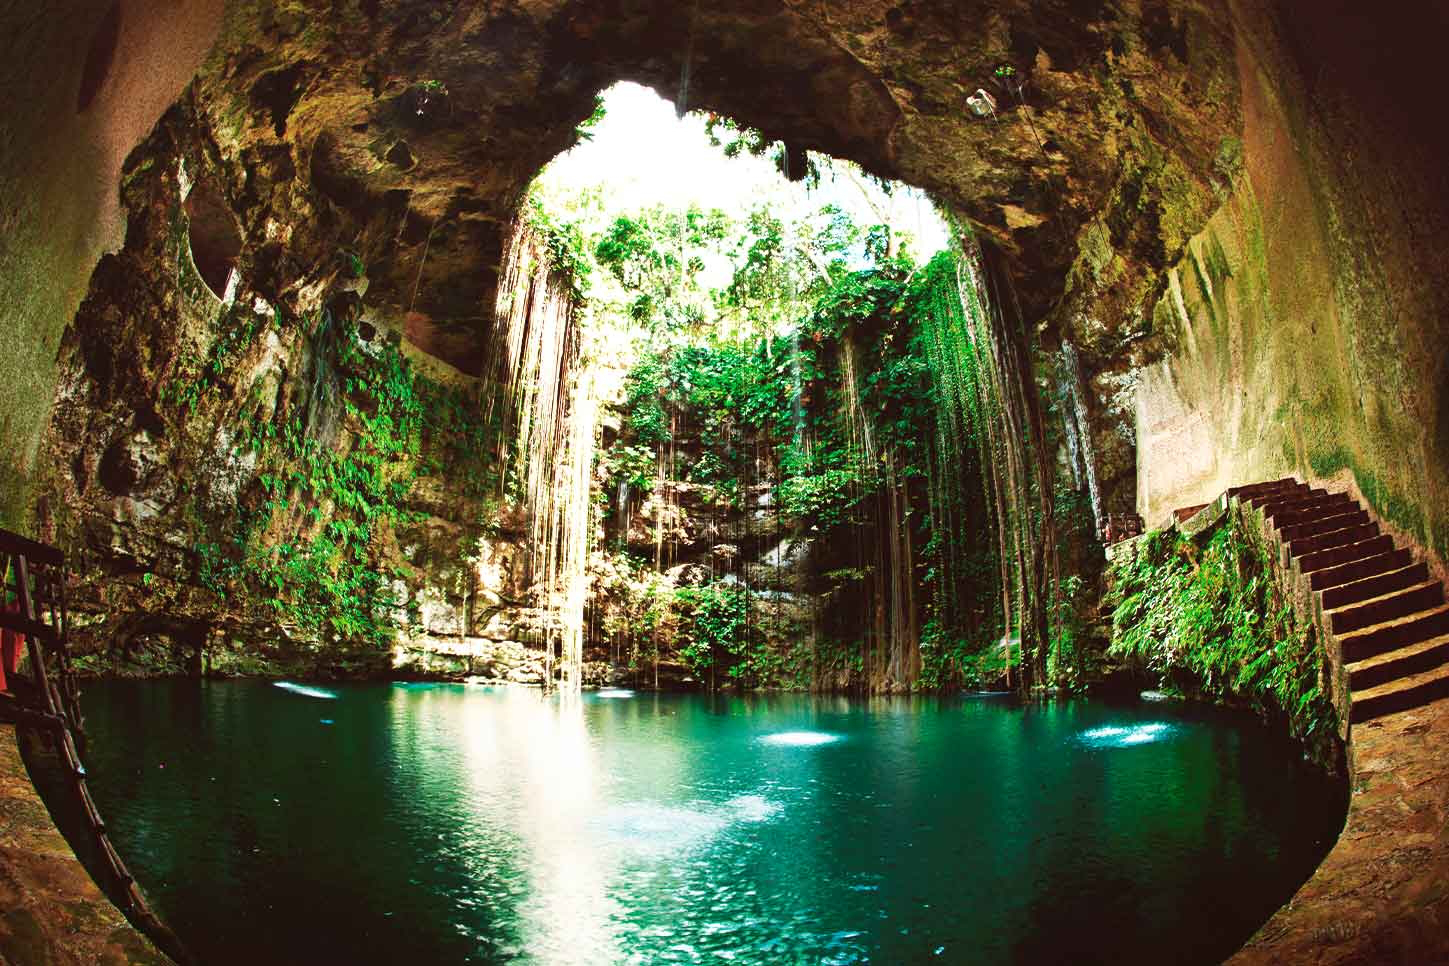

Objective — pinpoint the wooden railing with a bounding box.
[0,527,192,964]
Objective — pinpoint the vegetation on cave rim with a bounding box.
[564,168,1076,692]
[110,94,1092,694]
[1105,512,1339,766]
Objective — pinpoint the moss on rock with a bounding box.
[1106,506,1340,769]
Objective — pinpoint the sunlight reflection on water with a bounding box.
[759,731,842,747]
[1079,722,1177,748]
[272,681,338,700]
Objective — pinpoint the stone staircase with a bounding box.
[1225,479,1449,724]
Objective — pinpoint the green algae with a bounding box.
[1308,445,1428,545]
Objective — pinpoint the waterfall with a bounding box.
[493,218,596,692]
[1060,342,1103,534]
[547,369,598,694]
[615,479,630,549]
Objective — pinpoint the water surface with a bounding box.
[74,681,1345,964]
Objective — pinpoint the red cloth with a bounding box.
[0,603,24,693]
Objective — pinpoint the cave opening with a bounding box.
[183,178,243,301]
[510,79,965,696]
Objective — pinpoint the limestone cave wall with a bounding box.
[0,0,224,525]
[35,101,557,681]
[1131,2,1449,576]
[2,0,1244,528]
[1,0,1445,673]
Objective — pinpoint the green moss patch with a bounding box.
[1309,445,1427,544]
[1106,513,1339,768]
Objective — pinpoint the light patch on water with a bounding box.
[595,689,635,699]
[273,682,338,700]
[725,794,782,822]
[593,794,783,857]
[1080,722,1176,748]
[760,731,841,747]
[593,803,729,854]
[1140,690,1174,702]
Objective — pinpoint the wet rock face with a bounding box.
[1129,2,1449,558]
[188,0,1237,376]
[35,104,546,679]
[22,0,1449,677]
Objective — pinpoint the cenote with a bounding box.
[10,3,1449,961]
[59,680,1344,965]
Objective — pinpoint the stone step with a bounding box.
[1228,477,1299,499]
[1259,491,1336,521]
[1349,661,1449,724]
[1340,604,1449,664]
[1287,522,1381,559]
[1279,509,1369,542]
[1267,493,1353,525]
[1298,534,1395,575]
[1311,548,1415,591]
[1321,561,1430,610]
[1329,580,1445,635]
[1251,486,1319,511]
[1348,634,1449,692]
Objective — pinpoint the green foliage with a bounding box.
[1047,486,1101,689]
[574,94,607,142]
[600,233,1013,692]
[605,444,658,493]
[674,579,805,688]
[674,580,750,682]
[526,198,591,304]
[919,619,1012,691]
[622,353,669,446]
[776,462,862,531]
[593,207,729,330]
[559,168,1023,694]
[339,250,365,279]
[189,312,494,650]
[1105,517,1339,757]
[701,114,821,186]
[161,304,279,415]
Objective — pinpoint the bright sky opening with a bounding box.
[535,82,950,259]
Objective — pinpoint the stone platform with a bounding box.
[0,724,165,964]
[1232,694,1449,964]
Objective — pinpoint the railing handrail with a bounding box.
[0,528,63,567]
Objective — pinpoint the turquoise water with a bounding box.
[75,681,1345,964]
